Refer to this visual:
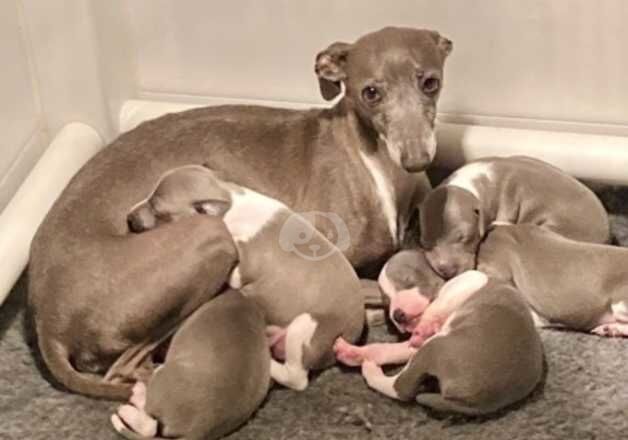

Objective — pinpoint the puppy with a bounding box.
[420,156,610,279]
[337,270,544,415]
[377,249,444,333]
[111,289,270,440]
[128,164,365,390]
[477,223,628,336]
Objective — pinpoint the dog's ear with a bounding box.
[315,41,352,100]
[192,199,230,217]
[429,31,453,59]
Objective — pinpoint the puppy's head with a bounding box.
[315,27,453,172]
[127,165,231,233]
[419,186,486,279]
[378,249,445,333]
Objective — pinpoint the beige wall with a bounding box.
[1,1,627,212]
[126,0,628,131]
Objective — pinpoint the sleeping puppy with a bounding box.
[336,270,544,416]
[128,164,365,391]
[377,249,444,333]
[477,223,628,337]
[111,289,270,440]
[420,155,610,279]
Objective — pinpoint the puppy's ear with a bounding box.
[315,41,352,100]
[429,31,453,59]
[192,200,230,217]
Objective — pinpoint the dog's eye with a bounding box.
[361,86,382,104]
[421,77,440,95]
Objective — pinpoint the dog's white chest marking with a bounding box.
[359,151,398,244]
[447,162,493,199]
[228,266,243,289]
[223,188,283,243]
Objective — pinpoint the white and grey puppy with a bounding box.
[336,271,544,416]
[420,155,610,279]
[127,164,365,391]
[478,223,628,336]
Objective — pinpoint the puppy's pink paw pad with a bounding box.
[592,323,628,338]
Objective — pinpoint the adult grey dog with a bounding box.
[28,26,453,399]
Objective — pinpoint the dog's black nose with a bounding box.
[127,214,146,233]
[392,309,407,324]
[436,264,458,280]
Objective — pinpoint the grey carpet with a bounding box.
[2,186,628,440]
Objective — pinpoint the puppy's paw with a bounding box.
[410,320,441,347]
[591,323,628,338]
[333,337,364,367]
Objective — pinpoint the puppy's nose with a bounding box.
[127,214,147,233]
[436,263,458,280]
[392,309,407,324]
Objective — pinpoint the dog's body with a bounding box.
[129,165,365,390]
[420,156,610,278]
[477,224,628,336]
[337,271,544,416]
[111,289,270,440]
[28,26,452,399]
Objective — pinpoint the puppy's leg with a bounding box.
[270,313,317,391]
[334,339,416,367]
[361,361,403,400]
[111,382,158,438]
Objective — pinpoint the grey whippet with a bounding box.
[336,269,544,415]
[111,289,270,440]
[420,155,609,279]
[128,164,365,390]
[29,26,452,399]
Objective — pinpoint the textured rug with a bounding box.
[1,185,628,440]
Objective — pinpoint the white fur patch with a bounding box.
[228,265,243,289]
[530,309,551,327]
[270,313,318,391]
[611,301,628,323]
[446,162,493,199]
[363,363,401,400]
[223,187,284,243]
[359,151,398,244]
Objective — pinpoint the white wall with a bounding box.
[126,0,628,135]
[1,1,628,213]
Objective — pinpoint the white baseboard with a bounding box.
[121,96,628,185]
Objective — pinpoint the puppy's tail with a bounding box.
[38,335,132,400]
[415,393,486,416]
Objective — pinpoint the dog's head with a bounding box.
[315,27,453,172]
[127,165,231,233]
[378,249,445,333]
[419,186,487,279]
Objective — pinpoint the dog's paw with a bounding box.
[591,323,628,338]
[409,320,441,347]
[333,337,364,366]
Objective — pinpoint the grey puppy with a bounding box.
[377,249,444,333]
[29,27,451,398]
[337,270,544,416]
[128,164,365,390]
[111,289,270,440]
[478,223,628,336]
[420,156,609,279]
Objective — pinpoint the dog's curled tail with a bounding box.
[38,335,132,401]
